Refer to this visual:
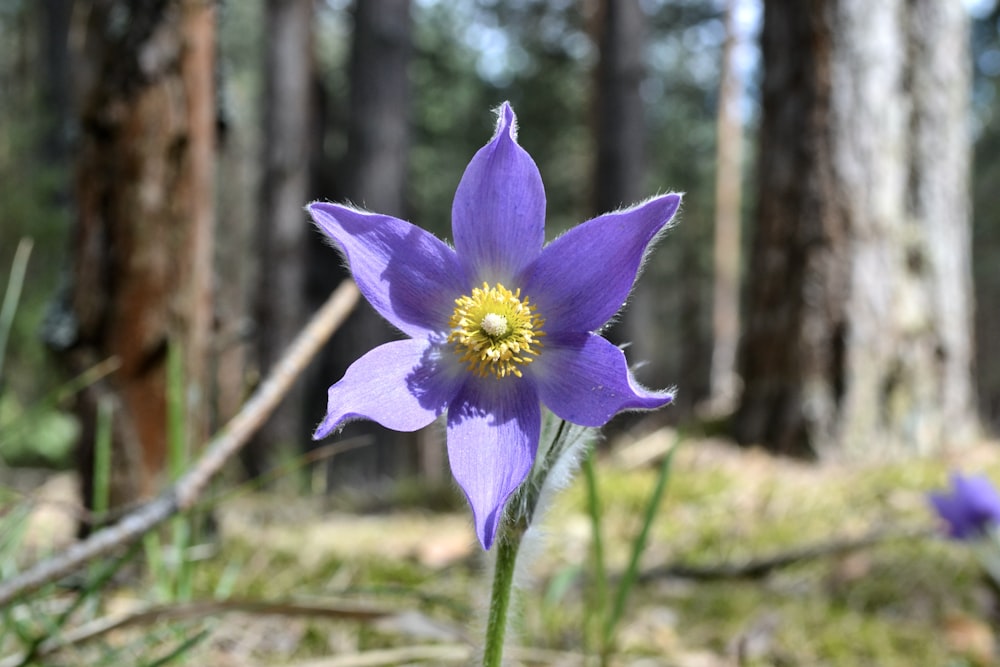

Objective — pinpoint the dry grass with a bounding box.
[6,433,999,666]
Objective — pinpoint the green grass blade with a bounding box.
[212,554,245,600]
[602,438,680,651]
[171,515,192,602]
[0,502,31,567]
[16,542,141,667]
[92,398,114,521]
[140,628,209,667]
[582,451,609,657]
[0,499,32,647]
[143,531,170,603]
[0,238,33,387]
[3,601,36,646]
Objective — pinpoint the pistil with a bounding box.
[448,282,545,379]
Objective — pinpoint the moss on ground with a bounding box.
[6,436,999,665]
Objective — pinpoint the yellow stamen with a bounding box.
[447,282,546,379]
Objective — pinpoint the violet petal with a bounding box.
[530,333,674,427]
[314,339,462,439]
[452,102,545,284]
[929,492,975,539]
[309,202,467,337]
[521,194,681,337]
[928,473,1000,540]
[446,376,541,549]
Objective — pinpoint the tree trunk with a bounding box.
[594,0,646,215]
[59,0,215,518]
[707,0,745,414]
[972,3,1000,433]
[308,0,415,486]
[346,0,411,219]
[38,0,75,174]
[734,0,976,457]
[245,0,315,477]
[592,0,656,377]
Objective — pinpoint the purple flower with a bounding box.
[309,103,680,549]
[929,473,1000,540]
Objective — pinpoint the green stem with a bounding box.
[603,441,679,649]
[582,452,609,659]
[483,521,524,667]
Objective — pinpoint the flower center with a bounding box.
[480,313,508,337]
[447,282,545,379]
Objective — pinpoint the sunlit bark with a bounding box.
[707,0,745,413]
[735,0,976,457]
[62,0,215,517]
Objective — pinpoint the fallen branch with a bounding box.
[0,597,394,667]
[2,592,587,667]
[639,525,934,582]
[277,645,471,667]
[272,643,594,667]
[0,281,360,607]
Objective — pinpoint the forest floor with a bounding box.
[5,430,999,666]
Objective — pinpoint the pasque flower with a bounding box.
[929,473,1000,540]
[309,103,680,549]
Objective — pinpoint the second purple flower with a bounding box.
[929,473,1000,540]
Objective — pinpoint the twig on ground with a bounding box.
[276,645,471,667]
[0,281,360,608]
[269,643,594,667]
[639,525,934,581]
[0,597,396,667]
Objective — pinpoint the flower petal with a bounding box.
[446,377,541,549]
[929,492,975,539]
[309,202,467,337]
[530,333,674,427]
[954,474,1000,517]
[521,194,681,336]
[314,339,462,439]
[452,102,546,283]
[930,473,1000,540]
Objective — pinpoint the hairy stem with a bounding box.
[483,520,524,667]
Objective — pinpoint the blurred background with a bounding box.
[6,1,1000,664]
[0,0,998,525]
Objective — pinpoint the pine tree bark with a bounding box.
[346,0,411,219]
[38,0,75,173]
[735,0,976,457]
[59,0,216,516]
[245,0,315,477]
[594,0,646,215]
[307,0,415,484]
[592,0,655,376]
[707,0,745,413]
[973,2,1000,432]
